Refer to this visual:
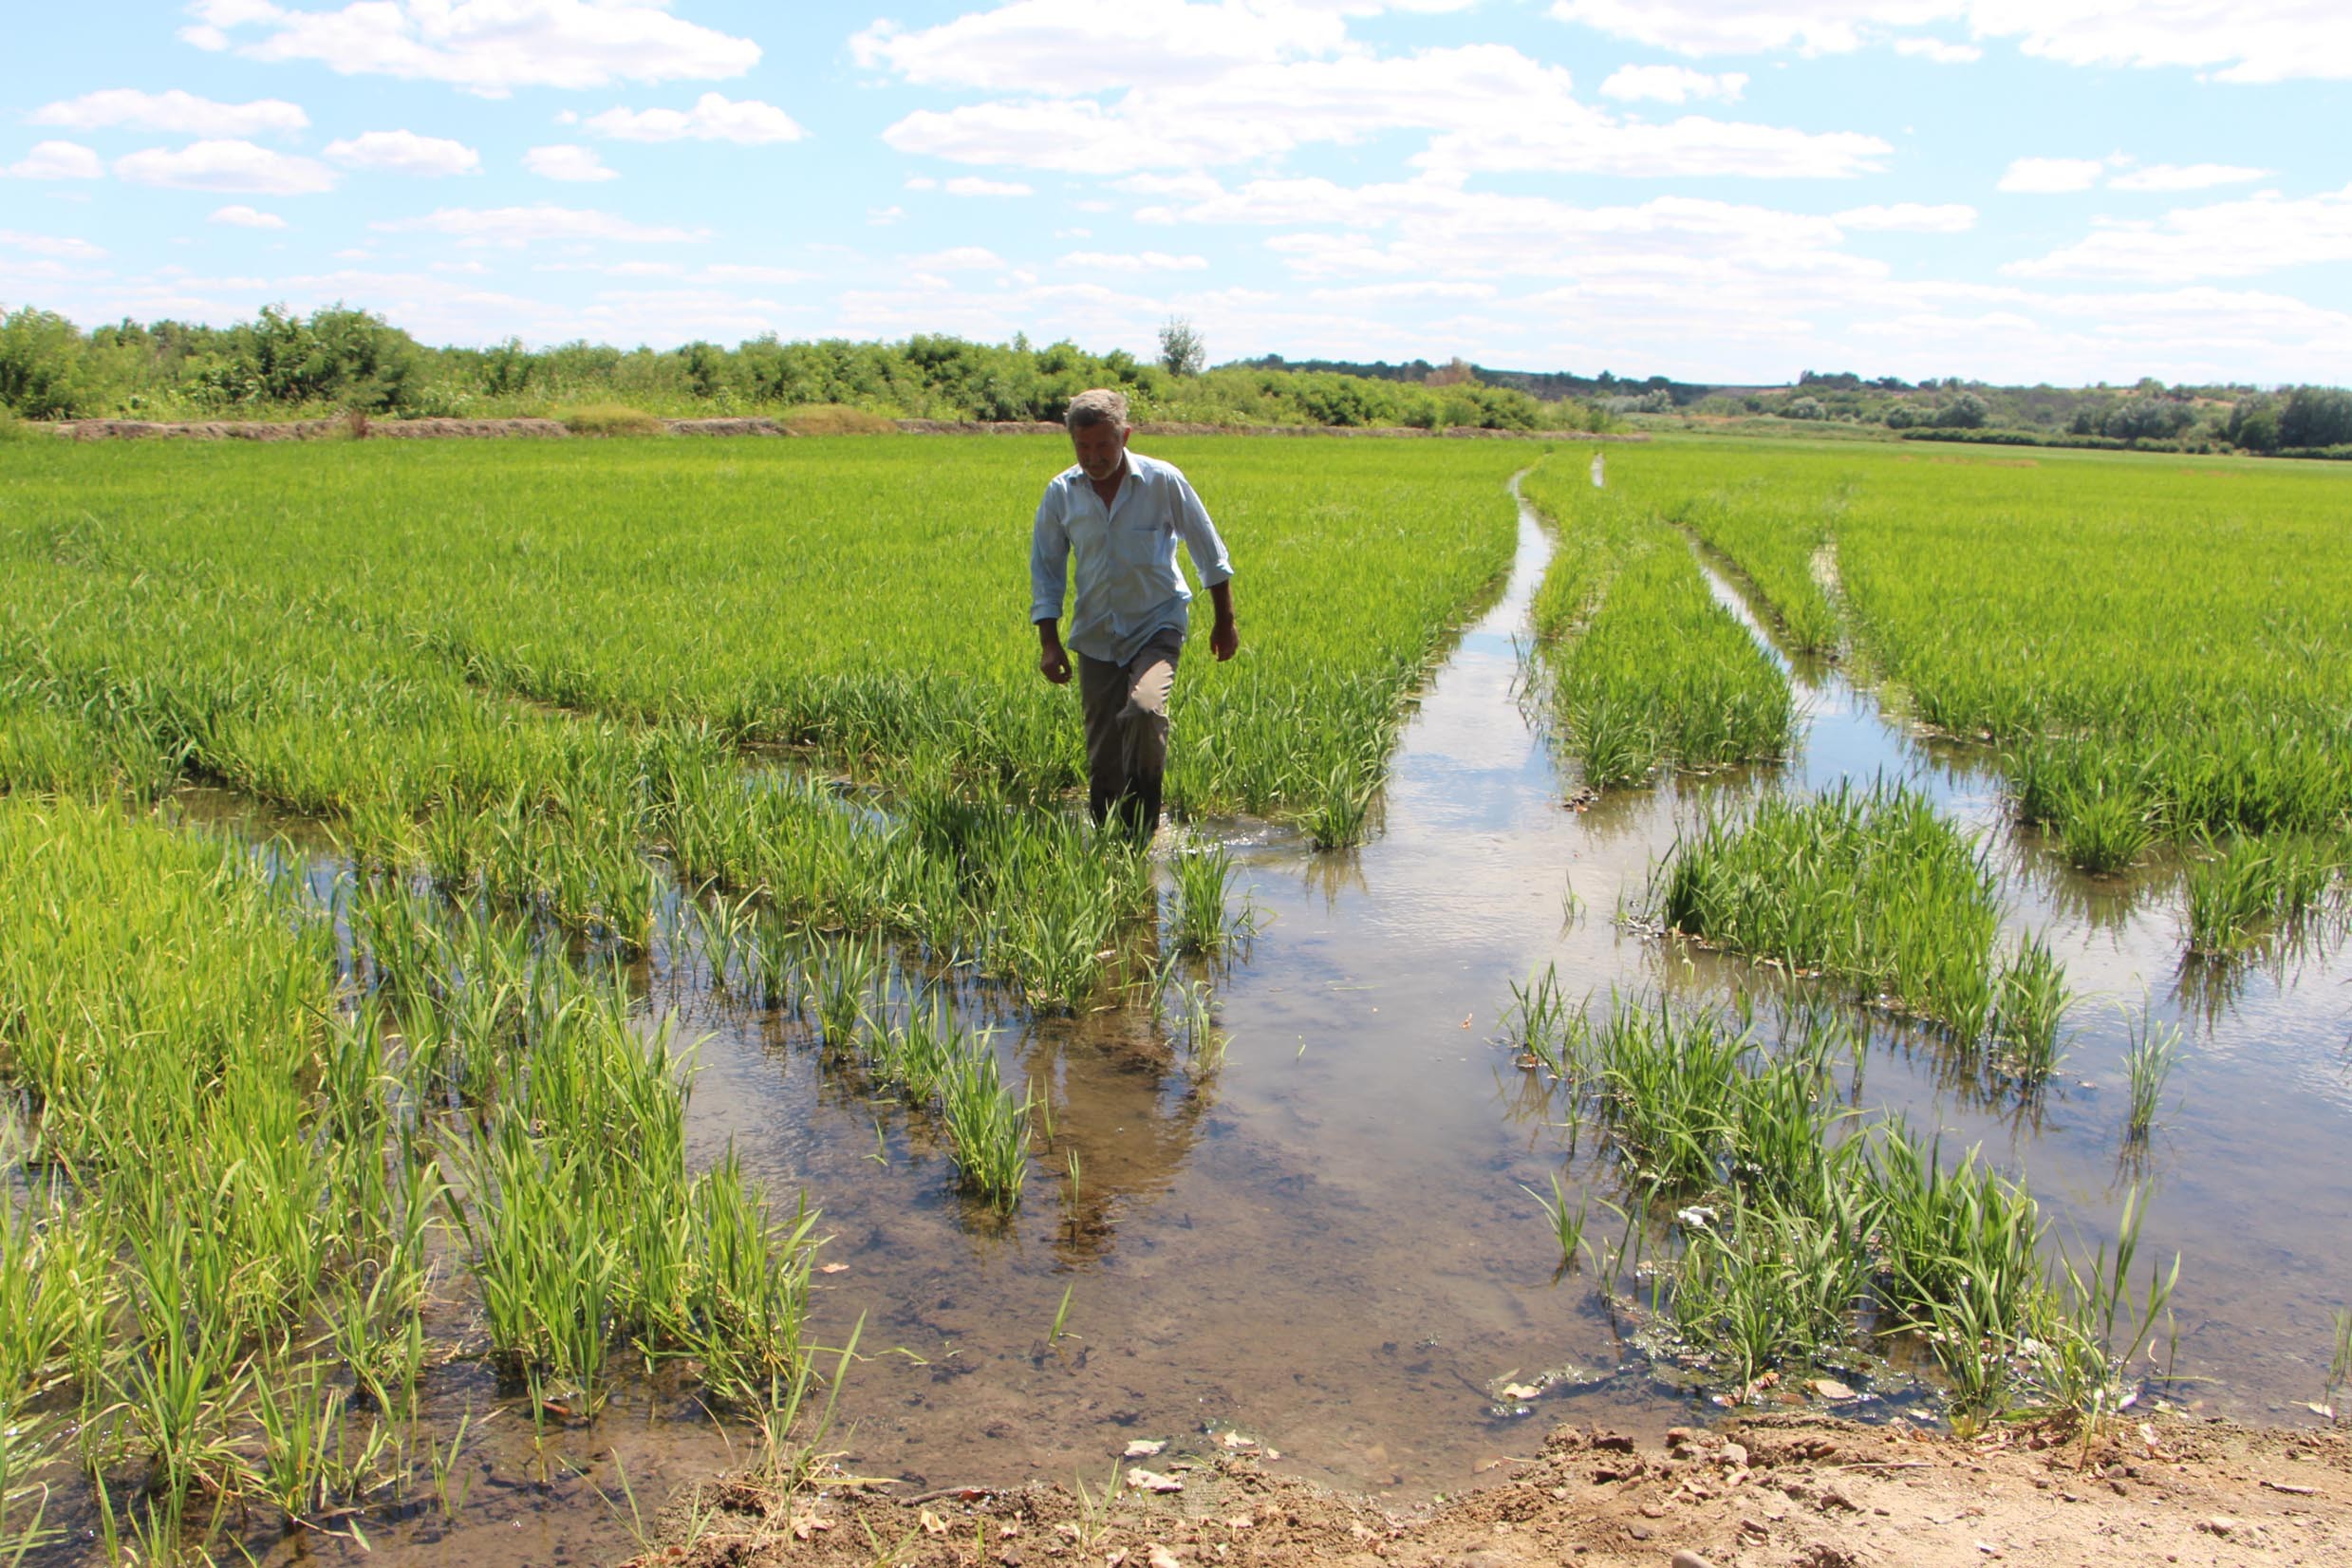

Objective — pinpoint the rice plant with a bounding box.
[2324,1309,2352,1423]
[1991,932,2072,1084]
[1520,1171,1589,1273]
[0,796,825,1553]
[2183,831,2337,955]
[1650,780,2026,1050]
[1511,985,2172,1426]
[2121,1011,2185,1142]
[940,1043,1031,1214]
[1500,962,1577,1078]
[1168,837,1250,955]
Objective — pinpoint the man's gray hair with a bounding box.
[1065,388,1129,430]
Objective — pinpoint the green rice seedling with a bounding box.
[1652,781,2021,1048]
[1501,962,1576,1078]
[425,1409,479,1519]
[2121,1011,2185,1143]
[2182,831,2334,954]
[809,934,887,1055]
[0,1407,61,1568]
[2055,783,2157,874]
[940,1043,1030,1214]
[874,989,961,1103]
[1303,761,1373,849]
[690,890,764,995]
[1520,1171,1588,1273]
[2323,1309,2352,1422]
[1168,838,1248,955]
[2039,1186,2181,1423]
[1991,933,2072,1084]
[1178,980,1224,1069]
[1048,1283,1076,1346]
[250,1350,347,1526]
[683,1160,821,1407]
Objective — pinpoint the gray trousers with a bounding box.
[1077,627,1182,840]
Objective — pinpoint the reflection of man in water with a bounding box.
[1030,388,1239,842]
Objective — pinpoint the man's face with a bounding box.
[1071,419,1129,483]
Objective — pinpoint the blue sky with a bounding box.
[2,1,2346,385]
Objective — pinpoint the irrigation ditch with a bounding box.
[6,467,2351,1568]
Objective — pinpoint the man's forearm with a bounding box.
[1208,581,1235,627]
[1036,617,1062,649]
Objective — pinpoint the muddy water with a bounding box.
[50,484,2352,1568]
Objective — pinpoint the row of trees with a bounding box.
[1706,375,2350,456]
[3,303,2343,454]
[0,304,1595,432]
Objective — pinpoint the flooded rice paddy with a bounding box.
[94,491,2352,1566]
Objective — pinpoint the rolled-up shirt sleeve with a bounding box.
[1030,485,1069,625]
[1172,474,1233,588]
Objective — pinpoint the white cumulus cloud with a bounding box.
[1549,1,2352,84]
[945,176,1035,196]
[582,93,805,144]
[324,130,481,177]
[30,87,309,138]
[1598,65,1747,103]
[703,264,814,284]
[850,1,1349,94]
[1835,202,1977,232]
[879,42,1882,179]
[2005,184,2352,282]
[209,204,288,229]
[911,246,1006,271]
[1058,251,1212,271]
[2108,162,2270,193]
[372,206,707,246]
[0,229,107,260]
[180,0,760,95]
[114,140,338,196]
[3,141,105,180]
[1997,157,2104,194]
[524,145,619,182]
[1894,37,1981,63]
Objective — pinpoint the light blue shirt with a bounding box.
[1030,451,1234,667]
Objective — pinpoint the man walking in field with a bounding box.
[1032,388,1238,843]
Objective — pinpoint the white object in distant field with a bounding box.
[1590,452,1606,488]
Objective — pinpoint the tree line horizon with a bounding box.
[1,303,2346,457]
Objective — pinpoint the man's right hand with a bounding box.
[1039,643,1072,684]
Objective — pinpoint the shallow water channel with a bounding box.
[57,484,2352,1567]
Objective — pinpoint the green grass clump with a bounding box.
[558,402,667,436]
[2182,831,2340,955]
[1521,461,1795,789]
[2121,1011,2185,1143]
[0,796,823,1555]
[1652,782,2004,1031]
[1520,996,2175,1425]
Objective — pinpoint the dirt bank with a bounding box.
[625,1413,2352,1568]
[44,416,1647,443]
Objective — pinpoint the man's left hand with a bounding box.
[1211,619,1239,662]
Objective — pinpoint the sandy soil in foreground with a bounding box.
[625,1412,2352,1568]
